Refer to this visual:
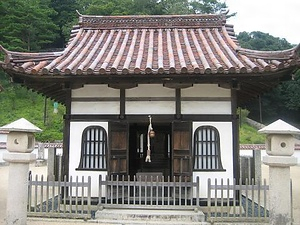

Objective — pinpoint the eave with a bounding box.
[3,66,296,105]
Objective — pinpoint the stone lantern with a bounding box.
[259,119,299,225]
[1,118,42,225]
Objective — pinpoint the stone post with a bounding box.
[259,119,299,225]
[0,118,42,225]
[47,146,56,181]
[253,147,261,184]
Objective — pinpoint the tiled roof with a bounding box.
[1,14,299,76]
[0,14,299,104]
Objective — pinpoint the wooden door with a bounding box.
[109,122,129,176]
[172,121,192,180]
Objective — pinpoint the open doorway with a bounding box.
[129,123,171,177]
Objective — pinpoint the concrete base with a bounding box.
[95,208,205,223]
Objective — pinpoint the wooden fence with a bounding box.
[27,174,91,219]
[27,175,273,222]
[98,174,200,209]
[206,178,269,223]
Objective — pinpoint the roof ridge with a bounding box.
[78,14,227,29]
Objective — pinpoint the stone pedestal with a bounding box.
[0,118,42,225]
[259,119,300,225]
[3,153,36,225]
[263,156,297,225]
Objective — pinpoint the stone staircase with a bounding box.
[95,208,206,224]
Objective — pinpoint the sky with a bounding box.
[224,0,300,45]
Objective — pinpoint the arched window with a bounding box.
[193,126,223,171]
[78,126,107,170]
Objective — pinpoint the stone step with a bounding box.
[95,208,206,224]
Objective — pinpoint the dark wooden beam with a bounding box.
[109,83,138,89]
[175,89,181,119]
[231,88,240,182]
[120,89,125,119]
[164,83,193,89]
[69,114,234,122]
[62,89,71,181]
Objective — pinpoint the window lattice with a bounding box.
[194,126,223,170]
[78,126,107,170]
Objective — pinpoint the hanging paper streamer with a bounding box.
[145,115,154,162]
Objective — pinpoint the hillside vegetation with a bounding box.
[0,72,65,142]
[238,108,265,144]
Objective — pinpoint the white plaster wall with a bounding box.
[71,84,120,114]
[126,101,175,114]
[192,122,234,198]
[181,84,231,114]
[71,102,120,114]
[71,84,232,115]
[181,101,231,114]
[126,84,174,97]
[181,84,231,97]
[126,84,175,114]
[72,84,119,98]
[69,121,108,196]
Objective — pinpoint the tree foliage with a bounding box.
[237,31,293,51]
[76,0,231,16]
[0,0,59,51]
[237,32,300,125]
[50,0,78,48]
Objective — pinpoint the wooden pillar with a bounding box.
[231,86,240,182]
[175,88,181,119]
[120,89,125,119]
[62,88,71,179]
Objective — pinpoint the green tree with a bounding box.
[76,0,230,16]
[237,31,293,51]
[78,0,134,15]
[50,0,78,48]
[189,0,228,14]
[0,0,59,51]
[237,31,300,125]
